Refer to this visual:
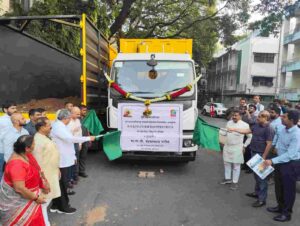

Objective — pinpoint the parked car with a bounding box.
[202,102,227,117]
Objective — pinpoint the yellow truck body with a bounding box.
[118,39,192,57]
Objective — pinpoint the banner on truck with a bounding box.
[118,103,183,152]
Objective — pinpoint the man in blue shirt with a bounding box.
[264,110,300,222]
[24,108,42,135]
[270,106,285,146]
[0,101,17,179]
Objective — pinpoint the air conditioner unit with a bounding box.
[266,82,273,87]
[253,82,259,87]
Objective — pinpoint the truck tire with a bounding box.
[202,109,207,115]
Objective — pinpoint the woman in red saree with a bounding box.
[0,135,50,226]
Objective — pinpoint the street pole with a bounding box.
[274,22,283,99]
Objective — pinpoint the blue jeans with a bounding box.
[252,151,268,202]
[0,153,4,180]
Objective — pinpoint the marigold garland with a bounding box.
[104,72,201,107]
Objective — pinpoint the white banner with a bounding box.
[118,103,183,152]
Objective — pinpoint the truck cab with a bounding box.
[107,39,198,161]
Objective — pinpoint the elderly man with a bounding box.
[67,106,82,185]
[220,110,252,190]
[253,95,265,117]
[230,110,274,207]
[0,101,17,178]
[50,109,95,214]
[24,108,42,135]
[2,113,29,169]
[264,110,300,222]
[33,117,60,226]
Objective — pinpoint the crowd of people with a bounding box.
[221,95,300,222]
[0,101,95,226]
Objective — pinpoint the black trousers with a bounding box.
[274,164,285,210]
[52,166,71,211]
[79,143,88,174]
[280,160,300,215]
[74,144,80,179]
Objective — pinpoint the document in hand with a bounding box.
[246,154,274,180]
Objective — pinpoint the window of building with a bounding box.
[252,76,274,87]
[253,53,275,63]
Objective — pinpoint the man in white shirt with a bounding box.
[50,109,95,214]
[0,101,17,179]
[253,95,264,117]
[220,110,252,190]
[67,106,83,185]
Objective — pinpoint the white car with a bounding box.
[202,102,227,117]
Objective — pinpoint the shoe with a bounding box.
[79,172,88,178]
[56,207,77,215]
[67,190,76,195]
[245,192,258,198]
[273,214,291,222]
[252,200,266,208]
[219,179,232,185]
[230,183,238,190]
[50,207,58,213]
[267,206,282,213]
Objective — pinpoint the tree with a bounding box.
[4,0,252,65]
[249,0,295,36]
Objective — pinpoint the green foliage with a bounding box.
[4,0,252,65]
[250,0,295,36]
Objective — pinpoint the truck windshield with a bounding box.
[112,61,194,97]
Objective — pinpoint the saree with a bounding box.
[0,154,45,226]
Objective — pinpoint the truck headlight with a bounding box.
[183,139,194,147]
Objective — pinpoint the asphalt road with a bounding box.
[49,116,299,226]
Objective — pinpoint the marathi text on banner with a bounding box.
[118,103,183,152]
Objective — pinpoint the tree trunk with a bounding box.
[109,0,136,38]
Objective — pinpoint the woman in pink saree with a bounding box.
[0,135,50,226]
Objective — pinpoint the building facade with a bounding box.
[207,33,280,106]
[280,1,300,102]
[0,0,38,15]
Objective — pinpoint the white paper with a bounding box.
[246,154,274,179]
[118,103,183,152]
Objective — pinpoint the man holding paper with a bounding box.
[263,110,300,222]
[229,110,274,207]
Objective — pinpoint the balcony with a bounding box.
[279,88,300,101]
[282,57,300,72]
[284,22,300,45]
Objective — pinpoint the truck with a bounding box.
[0,14,110,122]
[0,15,199,161]
[107,39,199,161]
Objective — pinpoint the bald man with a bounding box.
[67,107,83,188]
[1,113,29,171]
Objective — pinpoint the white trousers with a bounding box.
[224,161,241,183]
[42,199,52,226]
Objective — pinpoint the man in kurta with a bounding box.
[33,117,60,226]
[220,110,252,190]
